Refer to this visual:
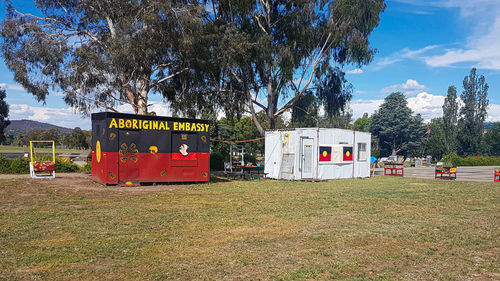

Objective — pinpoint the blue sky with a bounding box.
[1,0,500,130]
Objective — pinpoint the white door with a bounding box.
[301,138,314,178]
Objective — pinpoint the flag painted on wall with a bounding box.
[319,146,331,162]
[343,146,353,161]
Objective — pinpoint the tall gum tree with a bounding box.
[172,0,385,135]
[0,0,201,115]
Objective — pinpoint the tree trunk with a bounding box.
[246,91,265,136]
[137,76,149,115]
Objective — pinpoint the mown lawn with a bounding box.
[0,176,498,280]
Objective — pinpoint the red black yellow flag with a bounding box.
[319,146,331,162]
[343,146,353,161]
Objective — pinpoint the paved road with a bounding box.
[374,166,499,182]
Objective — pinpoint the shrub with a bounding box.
[0,155,11,173]
[55,158,79,172]
[210,151,226,171]
[441,154,500,167]
[82,162,92,173]
[10,158,30,174]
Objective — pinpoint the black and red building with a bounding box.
[91,112,210,185]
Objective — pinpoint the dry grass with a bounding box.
[0,175,498,280]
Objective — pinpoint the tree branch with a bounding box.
[152,68,189,86]
[16,10,107,47]
[273,33,332,118]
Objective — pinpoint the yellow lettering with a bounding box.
[204,124,209,132]
[195,123,201,132]
[118,119,125,128]
[152,121,158,130]
[185,123,191,131]
[109,118,117,128]
[174,122,178,131]
[132,119,138,129]
[178,122,185,131]
[159,122,165,130]
[143,120,149,129]
[125,119,132,128]
[165,122,170,130]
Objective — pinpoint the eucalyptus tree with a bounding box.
[1,0,202,115]
[176,0,385,135]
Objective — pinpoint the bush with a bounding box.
[0,155,11,173]
[55,158,80,172]
[210,151,226,171]
[441,154,500,167]
[9,158,30,174]
[82,162,92,173]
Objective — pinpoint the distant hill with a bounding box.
[5,120,73,135]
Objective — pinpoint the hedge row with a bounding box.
[441,154,500,167]
[0,156,83,174]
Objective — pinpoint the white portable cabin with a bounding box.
[264,128,371,180]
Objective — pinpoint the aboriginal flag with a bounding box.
[319,146,331,162]
[343,146,353,161]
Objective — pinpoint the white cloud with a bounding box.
[8,101,176,130]
[381,79,428,96]
[0,83,25,91]
[350,99,384,119]
[9,104,91,129]
[372,45,438,70]
[486,104,500,122]
[425,16,500,69]
[407,92,446,120]
[346,68,363,74]
[351,92,500,122]
[388,0,500,70]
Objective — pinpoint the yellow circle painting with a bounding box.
[96,140,101,163]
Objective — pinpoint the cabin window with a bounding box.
[357,143,367,161]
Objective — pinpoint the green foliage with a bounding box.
[82,161,92,173]
[370,92,425,157]
[422,118,447,160]
[1,1,202,115]
[13,128,61,146]
[442,86,458,154]
[62,127,88,149]
[481,122,500,156]
[210,150,227,171]
[0,155,10,173]
[54,158,79,172]
[0,89,9,144]
[353,113,371,132]
[0,157,81,174]
[172,0,385,134]
[441,154,500,167]
[457,68,489,156]
[290,92,319,127]
[9,157,30,174]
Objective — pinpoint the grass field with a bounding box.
[0,145,89,154]
[0,176,498,280]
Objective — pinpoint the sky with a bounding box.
[1,0,500,130]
